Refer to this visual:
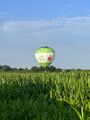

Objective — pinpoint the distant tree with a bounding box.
[31,66,38,72]
[31,66,56,72]
[77,69,81,71]
[18,68,24,71]
[2,65,12,71]
[25,68,29,71]
[56,68,62,72]
[48,66,56,72]
[12,68,18,71]
[38,66,45,72]
[0,65,2,70]
[65,69,71,72]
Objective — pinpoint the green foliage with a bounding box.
[0,65,12,71]
[0,71,90,120]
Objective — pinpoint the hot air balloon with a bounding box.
[35,46,55,67]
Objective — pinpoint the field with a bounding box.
[0,71,90,120]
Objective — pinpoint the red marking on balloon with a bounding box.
[48,55,52,61]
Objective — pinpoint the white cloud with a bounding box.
[0,16,90,42]
[1,16,90,31]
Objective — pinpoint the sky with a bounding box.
[0,0,90,69]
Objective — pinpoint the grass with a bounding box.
[0,71,90,120]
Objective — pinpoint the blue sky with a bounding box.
[0,0,90,69]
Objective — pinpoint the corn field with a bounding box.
[0,71,90,120]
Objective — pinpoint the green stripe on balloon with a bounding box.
[36,47,55,53]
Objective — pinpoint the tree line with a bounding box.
[0,65,87,72]
[0,65,63,72]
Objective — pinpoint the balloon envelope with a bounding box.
[35,46,55,67]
